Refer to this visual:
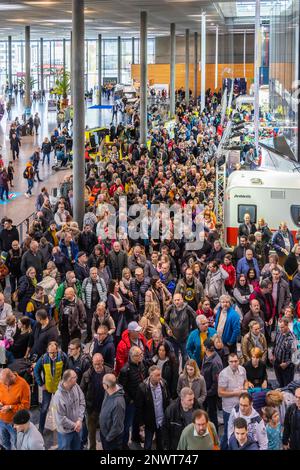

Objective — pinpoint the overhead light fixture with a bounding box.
[8,19,27,22]
[24,1,59,5]
[115,21,135,24]
[0,3,27,10]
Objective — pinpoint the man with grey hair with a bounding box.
[20,240,44,281]
[186,314,217,368]
[162,387,200,450]
[52,369,86,450]
[214,294,241,353]
[100,373,126,450]
[271,316,296,387]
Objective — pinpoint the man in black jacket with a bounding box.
[118,346,147,449]
[107,241,128,280]
[80,353,112,450]
[74,251,89,283]
[28,309,59,359]
[91,325,115,368]
[78,224,98,256]
[136,366,170,450]
[201,338,223,432]
[129,268,151,318]
[20,240,44,281]
[67,338,91,384]
[5,240,22,307]
[232,236,249,267]
[0,218,19,253]
[283,388,300,450]
[161,387,200,449]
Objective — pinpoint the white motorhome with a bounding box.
[224,170,300,245]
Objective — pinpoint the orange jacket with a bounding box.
[0,373,30,423]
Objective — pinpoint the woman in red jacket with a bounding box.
[221,254,236,295]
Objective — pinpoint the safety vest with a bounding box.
[43,355,64,394]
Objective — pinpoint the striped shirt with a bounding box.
[273,330,295,364]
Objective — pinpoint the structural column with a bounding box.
[200,13,206,111]
[8,36,12,94]
[132,37,135,65]
[25,26,31,109]
[140,11,148,146]
[98,34,102,105]
[215,26,219,90]
[170,23,176,117]
[194,31,198,101]
[63,38,66,71]
[185,29,190,103]
[70,32,73,103]
[254,0,260,154]
[117,36,121,84]
[40,38,44,94]
[243,30,246,78]
[72,0,85,227]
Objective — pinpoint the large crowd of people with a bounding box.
[0,90,300,452]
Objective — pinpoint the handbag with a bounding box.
[45,396,57,432]
[11,289,19,303]
[207,423,220,450]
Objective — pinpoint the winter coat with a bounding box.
[38,275,58,301]
[59,239,79,263]
[292,273,300,305]
[233,284,254,316]
[177,374,207,405]
[0,226,19,252]
[53,381,86,434]
[214,305,241,346]
[78,231,98,256]
[118,358,147,404]
[91,334,116,368]
[228,435,259,450]
[164,302,197,343]
[99,386,126,441]
[107,249,128,280]
[221,264,236,289]
[34,351,68,393]
[161,397,200,450]
[5,248,22,277]
[238,223,257,238]
[204,267,229,304]
[135,377,170,431]
[175,277,204,307]
[151,356,179,399]
[73,262,89,283]
[129,277,151,315]
[80,364,113,413]
[81,276,107,309]
[128,254,147,273]
[250,286,274,322]
[115,329,148,375]
[91,311,116,336]
[17,275,36,312]
[29,319,59,358]
[236,256,260,279]
[55,280,82,309]
[241,331,268,364]
[241,309,266,336]
[20,250,44,280]
[201,351,223,397]
[272,278,291,315]
[272,229,294,254]
[186,327,217,368]
[59,297,86,335]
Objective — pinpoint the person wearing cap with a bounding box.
[115,321,149,376]
[74,252,90,283]
[13,409,45,450]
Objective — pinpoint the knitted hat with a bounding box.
[13,409,30,425]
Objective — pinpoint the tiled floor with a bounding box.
[0,93,119,226]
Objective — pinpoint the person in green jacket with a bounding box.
[177,409,220,450]
[55,271,82,309]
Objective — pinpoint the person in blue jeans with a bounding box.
[53,369,86,450]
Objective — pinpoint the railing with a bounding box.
[16,212,36,243]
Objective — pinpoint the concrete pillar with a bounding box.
[63,38,66,71]
[118,36,121,84]
[72,0,85,227]
[70,32,73,103]
[254,0,260,154]
[98,34,102,105]
[85,39,89,91]
[215,26,219,90]
[40,38,44,94]
[8,36,12,93]
[185,29,190,103]
[140,11,148,146]
[194,31,198,101]
[170,23,176,117]
[200,13,206,111]
[25,26,31,109]
[243,30,246,79]
[132,37,135,65]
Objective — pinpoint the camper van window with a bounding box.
[291,205,300,227]
[238,205,257,224]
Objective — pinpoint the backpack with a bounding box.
[23,168,29,179]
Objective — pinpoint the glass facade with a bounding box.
[269,0,299,158]
[0,37,155,93]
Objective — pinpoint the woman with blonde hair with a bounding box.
[139,290,162,339]
[177,358,207,407]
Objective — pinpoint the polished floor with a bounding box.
[0,93,117,226]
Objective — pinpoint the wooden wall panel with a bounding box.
[131,63,255,94]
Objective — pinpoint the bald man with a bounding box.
[100,373,126,450]
[0,369,30,450]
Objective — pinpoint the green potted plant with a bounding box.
[53,69,71,108]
